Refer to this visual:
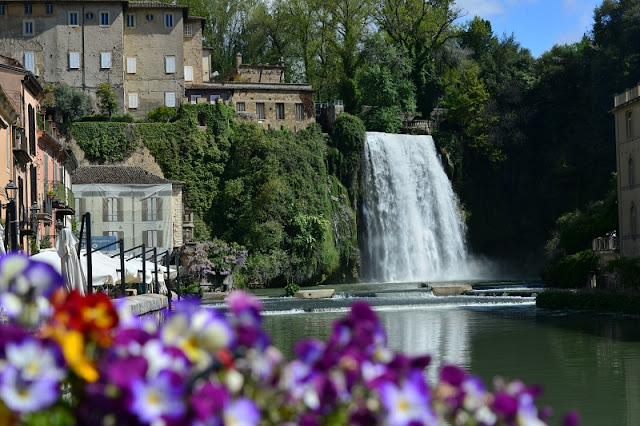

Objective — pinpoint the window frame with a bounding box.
[23,52,34,73]
[100,52,111,69]
[125,13,135,28]
[276,103,285,120]
[165,56,175,74]
[24,3,32,15]
[184,24,192,36]
[45,3,53,14]
[106,197,119,222]
[165,92,176,107]
[295,103,304,121]
[0,4,5,15]
[236,102,245,112]
[126,57,137,74]
[99,11,110,27]
[23,19,34,36]
[68,11,79,27]
[184,65,193,82]
[128,93,138,109]
[68,52,80,70]
[164,12,173,28]
[256,102,265,120]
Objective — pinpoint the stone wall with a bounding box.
[233,89,315,131]
[183,18,204,84]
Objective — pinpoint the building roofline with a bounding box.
[0,63,44,99]
[185,82,314,92]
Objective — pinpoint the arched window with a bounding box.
[632,203,637,239]
[630,156,635,187]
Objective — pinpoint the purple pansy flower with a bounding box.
[129,371,186,423]
[223,397,260,426]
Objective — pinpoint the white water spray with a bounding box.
[361,132,481,282]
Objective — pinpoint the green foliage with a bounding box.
[604,257,640,289]
[78,114,134,123]
[70,122,138,163]
[542,250,599,288]
[330,113,366,203]
[29,236,39,255]
[96,83,118,120]
[361,106,403,133]
[284,282,300,297]
[536,290,640,315]
[146,106,178,123]
[52,83,90,124]
[215,123,339,285]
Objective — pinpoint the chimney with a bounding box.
[235,53,242,70]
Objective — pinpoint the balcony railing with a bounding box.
[13,129,32,164]
[614,84,640,108]
[44,181,74,211]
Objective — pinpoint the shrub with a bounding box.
[52,83,90,124]
[284,282,300,297]
[147,106,178,123]
[542,249,599,288]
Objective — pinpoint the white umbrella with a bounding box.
[80,250,139,285]
[31,248,62,274]
[56,228,86,295]
[0,224,5,255]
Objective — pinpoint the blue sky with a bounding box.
[454,0,603,57]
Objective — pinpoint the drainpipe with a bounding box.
[81,4,86,92]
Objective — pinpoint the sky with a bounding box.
[454,0,604,57]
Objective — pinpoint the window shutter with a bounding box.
[184,66,193,81]
[165,57,175,73]
[78,198,86,216]
[117,197,124,222]
[118,231,124,241]
[101,52,111,69]
[142,197,149,221]
[127,57,136,73]
[128,93,138,109]
[142,230,148,246]
[102,198,108,221]
[157,197,163,221]
[69,52,79,69]
[165,92,175,107]
[24,52,34,73]
[158,232,163,247]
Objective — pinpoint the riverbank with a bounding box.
[536,289,640,314]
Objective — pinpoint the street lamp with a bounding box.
[5,180,18,252]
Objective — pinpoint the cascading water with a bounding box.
[361,132,477,282]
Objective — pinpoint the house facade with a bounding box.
[72,165,187,257]
[613,84,640,257]
[185,53,316,132]
[0,0,207,119]
[0,56,75,252]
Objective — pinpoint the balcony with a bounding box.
[44,181,75,215]
[13,129,32,165]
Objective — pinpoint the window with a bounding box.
[627,110,634,140]
[184,66,193,81]
[276,103,285,120]
[104,231,124,241]
[630,157,635,187]
[145,14,153,21]
[23,52,34,73]
[0,5,5,15]
[68,11,78,26]
[143,230,161,247]
[45,3,53,14]
[24,3,32,14]
[236,102,245,112]
[632,204,637,239]
[68,52,80,69]
[164,13,173,28]
[165,92,176,107]
[128,93,138,109]
[99,11,109,26]
[256,103,265,120]
[295,103,304,121]
[209,94,220,104]
[23,20,34,36]
[165,56,175,73]
[105,197,120,222]
[184,24,192,36]
[126,57,136,73]
[100,52,111,69]
[85,12,94,20]
[126,13,135,27]
[142,197,162,221]
[190,95,200,104]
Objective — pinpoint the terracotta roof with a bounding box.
[185,82,314,92]
[127,1,186,9]
[72,166,172,185]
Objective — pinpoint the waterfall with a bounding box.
[361,132,476,282]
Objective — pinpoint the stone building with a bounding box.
[0,0,207,118]
[185,53,316,132]
[613,84,640,257]
[72,165,190,255]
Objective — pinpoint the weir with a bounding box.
[360,132,475,282]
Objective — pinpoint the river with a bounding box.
[223,281,640,426]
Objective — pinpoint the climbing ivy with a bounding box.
[70,122,138,162]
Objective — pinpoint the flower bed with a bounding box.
[0,253,578,425]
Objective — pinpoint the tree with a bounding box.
[96,83,118,120]
[52,83,90,124]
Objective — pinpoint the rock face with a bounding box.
[294,289,335,299]
[431,284,473,296]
